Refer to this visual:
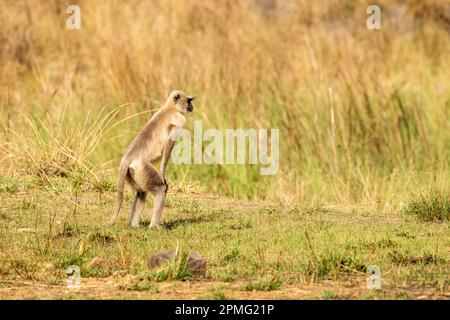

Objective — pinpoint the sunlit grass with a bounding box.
[0,0,448,209]
[0,0,449,300]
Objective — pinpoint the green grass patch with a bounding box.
[389,251,445,266]
[147,252,198,282]
[240,276,282,292]
[404,188,450,222]
[119,275,159,293]
[309,252,367,279]
[0,177,19,193]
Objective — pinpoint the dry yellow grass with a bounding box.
[0,1,449,214]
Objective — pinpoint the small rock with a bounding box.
[147,250,174,268]
[147,250,206,277]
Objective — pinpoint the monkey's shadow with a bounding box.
[139,215,214,230]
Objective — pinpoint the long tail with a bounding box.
[107,161,128,226]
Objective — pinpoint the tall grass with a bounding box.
[0,0,449,210]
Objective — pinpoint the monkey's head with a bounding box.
[168,90,195,114]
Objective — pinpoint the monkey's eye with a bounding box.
[174,94,180,103]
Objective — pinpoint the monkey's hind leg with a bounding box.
[140,162,167,229]
[127,162,149,228]
[149,185,167,228]
[128,191,147,228]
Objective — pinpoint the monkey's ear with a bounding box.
[173,94,180,103]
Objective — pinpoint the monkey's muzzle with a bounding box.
[187,96,195,112]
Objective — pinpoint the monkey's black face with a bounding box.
[187,97,194,112]
[171,91,195,114]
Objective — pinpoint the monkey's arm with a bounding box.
[159,139,175,179]
[160,127,183,189]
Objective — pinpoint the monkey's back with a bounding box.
[125,109,172,164]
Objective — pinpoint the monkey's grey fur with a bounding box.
[108,90,195,228]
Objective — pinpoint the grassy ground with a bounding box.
[0,175,448,299]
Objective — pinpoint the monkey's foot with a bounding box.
[149,223,162,229]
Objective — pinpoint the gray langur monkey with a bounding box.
[108,90,195,228]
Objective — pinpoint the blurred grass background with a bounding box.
[0,0,449,210]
